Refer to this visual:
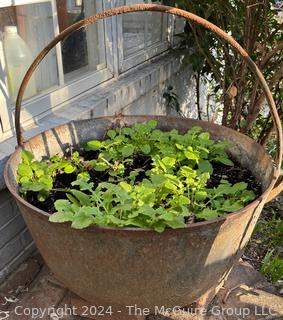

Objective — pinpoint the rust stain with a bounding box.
[4,115,278,310]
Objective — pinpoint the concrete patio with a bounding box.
[0,255,282,320]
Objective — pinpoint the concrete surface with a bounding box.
[0,256,282,320]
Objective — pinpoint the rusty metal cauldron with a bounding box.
[4,3,283,313]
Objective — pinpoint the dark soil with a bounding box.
[26,190,67,214]
[207,160,262,195]
[26,151,262,216]
[26,152,153,214]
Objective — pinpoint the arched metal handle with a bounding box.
[14,3,282,200]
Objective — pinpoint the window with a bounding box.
[0,0,181,139]
[173,15,185,46]
[56,0,107,81]
[117,0,170,72]
[0,0,113,133]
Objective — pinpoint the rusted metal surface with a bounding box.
[4,3,282,311]
[4,115,277,310]
[13,4,282,197]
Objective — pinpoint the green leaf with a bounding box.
[189,126,202,134]
[39,176,53,189]
[121,144,135,157]
[19,176,30,183]
[162,156,176,168]
[197,209,219,220]
[54,199,73,211]
[194,190,207,201]
[66,193,80,206]
[148,119,157,129]
[18,163,33,178]
[178,195,190,205]
[184,148,199,161]
[214,156,234,166]
[70,190,91,206]
[20,182,47,192]
[78,172,90,180]
[161,211,175,221]
[140,144,151,154]
[153,222,166,233]
[72,176,94,191]
[94,162,109,171]
[37,191,49,202]
[22,150,34,164]
[215,183,234,195]
[119,181,132,192]
[231,182,248,192]
[86,140,103,151]
[151,174,167,186]
[107,215,124,226]
[122,127,132,135]
[107,130,116,139]
[222,200,244,212]
[71,213,95,229]
[198,160,213,174]
[166,218,186,229]
[241,190,256,202]
[175,143,184,150]
[49,211,74,223]
[138,205,156,218]
[64,163,76,174]
[199,132,210,140]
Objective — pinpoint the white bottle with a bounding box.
[3,26,37,102]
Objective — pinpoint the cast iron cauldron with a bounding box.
[4,4,283,312]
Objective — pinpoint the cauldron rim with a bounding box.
[4,115,276,233]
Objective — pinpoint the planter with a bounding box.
[4,4,283,313]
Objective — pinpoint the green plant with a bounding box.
[17,121,257,232]
[163,0,282,146]
[163,85,182,116]
[260,249,283,283]
[253,211,283,283]
[17,150,81,201]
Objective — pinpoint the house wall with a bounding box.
[0,52,198,284]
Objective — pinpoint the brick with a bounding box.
[0,215,26,249]
[0,190,19,227]
[0,229,33,270]
[0,253,42,311]
[55,292,77,320]
[0,242,36,285]
[6,267,67,320]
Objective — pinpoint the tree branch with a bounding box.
[260,41,283,68]
[242,63,283,133]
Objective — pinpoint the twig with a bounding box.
[222,285,243,304]
[242,63,283,133]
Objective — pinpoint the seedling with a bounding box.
[17,120,258,232]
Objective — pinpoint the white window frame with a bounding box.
[0,0,182,140]
[116,0,172,73]
[0,0,114,135]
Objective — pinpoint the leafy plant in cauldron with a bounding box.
[17,120,260,232]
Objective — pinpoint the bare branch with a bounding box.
[242,63,283,133]
[260,41,283,68]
